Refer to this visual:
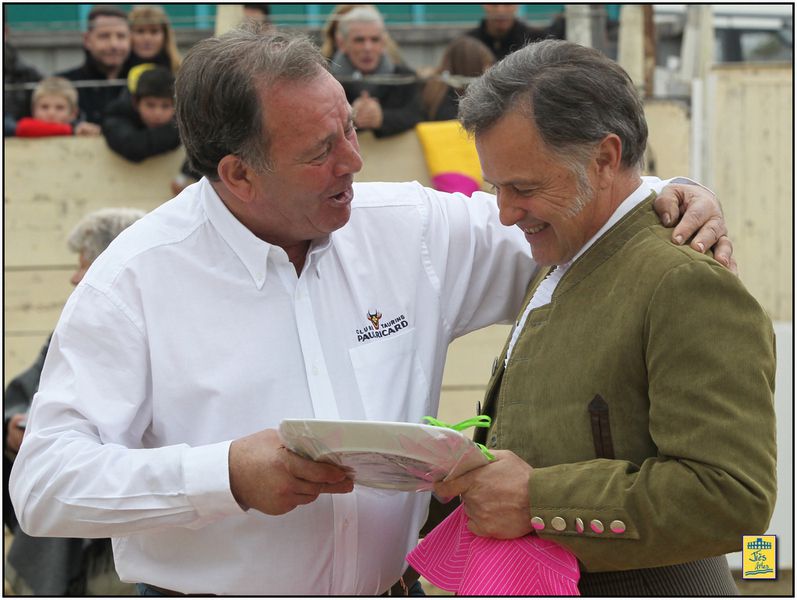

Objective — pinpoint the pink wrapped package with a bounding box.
[407,504,580,596]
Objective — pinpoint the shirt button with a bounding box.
[530,516,545,531]
[491,357,498,375]
[489,434,498,448]
[590,519,605,534]
[551,516,567,531]
[610,519,626,534]
[575,517,585,533]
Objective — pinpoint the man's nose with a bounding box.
[334,138,363,177]
[497,194,526,227]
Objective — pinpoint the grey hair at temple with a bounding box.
[458,39,648,174]
[67,208,146,262]
[175,24,326,180]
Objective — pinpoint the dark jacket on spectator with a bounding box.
[101,94,180,162]
[57,52,129,125]
[123,50,174,75]
[331,53,421,138]
[466,15,565,61]
[3,40,42,123]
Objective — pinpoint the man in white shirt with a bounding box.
[10,27,734,595]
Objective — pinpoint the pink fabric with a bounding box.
[407,505,580,596]
[432,172,481,196]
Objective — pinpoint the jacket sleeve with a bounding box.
[102,103,180,162]
[528,260,777,571]
[15,118,73,137]
[373,68,422,138]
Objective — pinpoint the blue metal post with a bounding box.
[78,4,91,30]
[306,4,322,27]
[411,5,426,25]
[195,5,212,30]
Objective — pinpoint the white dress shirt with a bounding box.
[10,179,535,595]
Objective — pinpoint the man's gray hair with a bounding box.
[338,6,385,40]
[67,207,145,262]
[459,40,648,174]
[175,24,326,180]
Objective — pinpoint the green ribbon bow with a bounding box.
[422,415,495,461]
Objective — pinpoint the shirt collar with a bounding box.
[199,179,336,287]
[200,178,273,289]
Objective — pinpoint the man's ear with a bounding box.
[217,154,255,204]
[594,133,623,189]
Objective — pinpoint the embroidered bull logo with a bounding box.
[367,310,382,331]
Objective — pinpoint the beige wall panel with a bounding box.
[441,324,512,388]
[709,64,792,320]
[4,334,50,388]
[5,269,73,333]
[355,130,431,186]
[437,389,486,426]
[644,100,691,178]
[4,138,184,268]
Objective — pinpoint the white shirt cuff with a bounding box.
[182,440,244,518]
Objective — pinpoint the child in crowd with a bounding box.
[125,5,182,74]
[101,66,180,162]
[14,77,101,137]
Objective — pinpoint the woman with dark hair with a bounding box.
[422,36,494,121]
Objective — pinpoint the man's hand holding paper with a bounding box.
[229,428,353,515]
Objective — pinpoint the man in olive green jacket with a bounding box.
[435,40,777,596]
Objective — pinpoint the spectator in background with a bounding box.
[102,66,180,162]
[4,207,145,596]
[421,36,494,121]
[243,3,271,27]
[57,5,131,125]
[125,5,182,75]
[467,4,564,61]
[320,4,403,64]
[4,22,42,135]
[15,77,101,137]
[329,6,421,138]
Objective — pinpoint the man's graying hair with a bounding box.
[67,208,145,262]
[459,40,648,174]
[175,25,326,180]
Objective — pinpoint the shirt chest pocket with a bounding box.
[348,328,429,423]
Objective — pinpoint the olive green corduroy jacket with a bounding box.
[476,195,777,572]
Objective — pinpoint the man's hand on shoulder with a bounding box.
[654,183,737,274]
[228,428,353,515]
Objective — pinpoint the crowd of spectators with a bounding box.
[4,3,565,148]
